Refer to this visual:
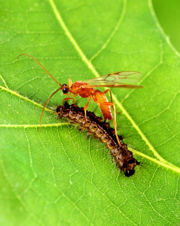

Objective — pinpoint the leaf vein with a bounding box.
[90,0,127,61]
[0,73,9,88]
[0,123,69,128]
[0,160,44,225]
[149,0,180,58]
[0,85,53,113]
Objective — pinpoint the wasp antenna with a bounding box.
[18,53,62,87]
[40,87,62,128]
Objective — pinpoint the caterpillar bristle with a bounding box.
[56,102,140,177]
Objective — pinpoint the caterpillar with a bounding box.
[56,102,140,177]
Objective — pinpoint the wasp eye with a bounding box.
[62,84,69,94]
[63,87,68,94]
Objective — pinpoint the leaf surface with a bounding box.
[0,0,180,225]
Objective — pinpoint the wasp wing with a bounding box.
[84,71,143,88]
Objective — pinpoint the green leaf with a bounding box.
[153,0,180,53]
[0,0,180,225]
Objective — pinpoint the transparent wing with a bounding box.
[84,71,143,88]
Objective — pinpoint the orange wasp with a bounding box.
[20,53,142,147]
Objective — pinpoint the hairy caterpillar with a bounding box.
[56,102,140,177]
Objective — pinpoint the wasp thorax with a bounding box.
[62,84,69,94]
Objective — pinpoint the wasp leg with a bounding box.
[103,89,122,147]
[104,89,113,102]
[102,101,122,148]
[67,79,77,104]
[84,96,91,119]
[72,94,77,104]
[81,96,91,131]
[62,94,77,105]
